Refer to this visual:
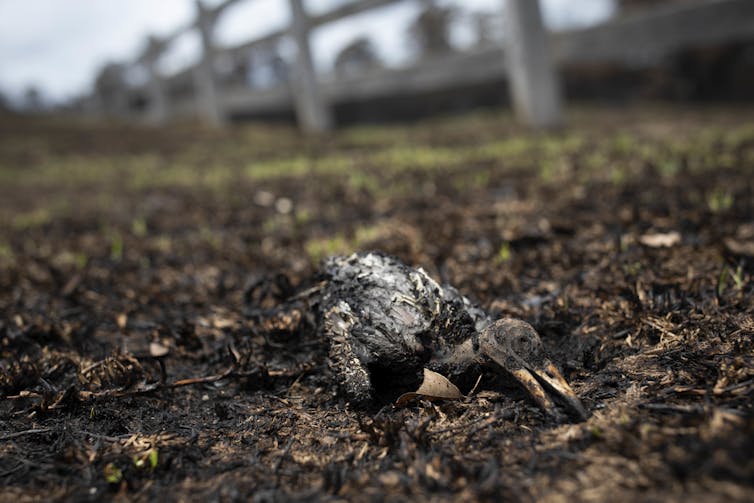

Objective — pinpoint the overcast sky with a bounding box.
[0,0,615,104]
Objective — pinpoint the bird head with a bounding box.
[478,319,587,421]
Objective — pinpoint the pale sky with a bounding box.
[0,0,615,104]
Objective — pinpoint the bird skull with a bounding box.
[479,319,587,421]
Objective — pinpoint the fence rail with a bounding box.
[93,0,754,131]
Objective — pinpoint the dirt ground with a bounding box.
[0,106,753,502]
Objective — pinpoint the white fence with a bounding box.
[93,0,754,132]
[95,0,560,132]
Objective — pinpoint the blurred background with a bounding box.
[2,0,753,129]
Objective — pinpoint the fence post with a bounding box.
[288,0,333,134]
[504,0,563,128]
[144,36,169,124]
[93,63,130,120]
[195,0,224,126]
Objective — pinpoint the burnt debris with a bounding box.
[257,251,586,421]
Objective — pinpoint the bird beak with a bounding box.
[509,361,587,422]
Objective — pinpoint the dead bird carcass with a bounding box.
[253,251,587,421]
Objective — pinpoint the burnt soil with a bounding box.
[1,106,753,502]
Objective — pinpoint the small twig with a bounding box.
[640,403,703,414]
[285,370,308,395]
[288,281,326,302]
[642,318,679,340]
[0,427,53,442]
[77,430,129,443]
[468,374,483,396]
[168,364,236,388]
[273,437,295,475]
[79,347,240,400]
[269,395,292,407]
[662,385,706,396]
[716,378,754,395]
[4,391,42,400]
[0,461,27,478]
[79,359,108,376]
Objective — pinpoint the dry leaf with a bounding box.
[724,237,754,257]
[395,368,463,406]
[116,313,128,331]
[211,316,235,329]
[639,231,681,248]
[735,222,754,240]
[61,274,82,296]
[149,341,169,357]
[700,408,745,442]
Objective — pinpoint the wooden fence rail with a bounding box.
[96,0,561,132]
[94,0,754,132]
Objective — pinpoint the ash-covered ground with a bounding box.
[1,107,753,502]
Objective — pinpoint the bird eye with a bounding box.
[510,334,534,355]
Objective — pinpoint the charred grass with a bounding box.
[1,106,753,501]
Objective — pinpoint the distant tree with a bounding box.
[408,1,456,57]
[334,37,382,78]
